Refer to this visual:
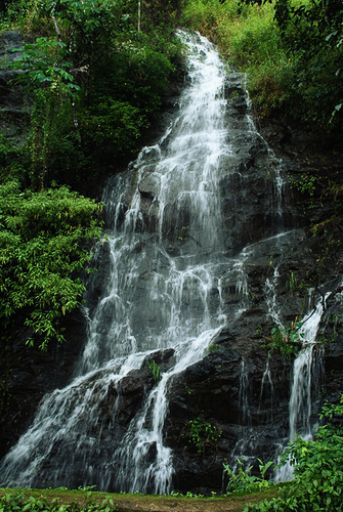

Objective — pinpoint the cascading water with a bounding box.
[288,296,329,441]
[275,292,329,481]
[239,359,251,426]
[265,266,284,330]
[0,31,248,493]
[2,26,328,493]
[259,353,274,416]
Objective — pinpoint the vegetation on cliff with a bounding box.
[0,0,184,350]
[183,0,342,136]
[0,180,102,350]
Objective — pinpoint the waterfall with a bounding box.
[275,293,329,481]
[265,265,284,330]
[259,353,274,417]
[239,359,251,426]
[3,25,319,492]
[288,294,330,441]
[0,31,241,493]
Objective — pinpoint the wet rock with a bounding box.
[164,338,291,493]
[138,171,161,200]
[0,309,86,459]
[86,240,112,311]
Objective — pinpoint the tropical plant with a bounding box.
[224,459,274,495]
[245,396,343,511]
[148,359,161,382]
[11,36,80,189]
[0,492,117,511]
[266,321,302,356]
[0,180,102,350]
[186,417,222,453]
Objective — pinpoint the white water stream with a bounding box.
[275,292,329,481]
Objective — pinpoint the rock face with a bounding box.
[0,311,86,459]
[0,32,342,494]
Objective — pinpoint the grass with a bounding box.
[0,486,283,512]
[182,0,293,119]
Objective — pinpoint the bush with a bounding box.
[0,180,102,350]
[0,492,116,511]
[4,1,182,191]
[224,459,273,495]
[81,99,147,165]
[183,1,294,118]
[186,417,222,453]
[245,396,343,511]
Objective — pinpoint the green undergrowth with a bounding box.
[182,0,342,135]
[1,0,184,192]
[0,179,102,350]
[0,491,115,512]
[0,486,282,512]
[245,397,343,511]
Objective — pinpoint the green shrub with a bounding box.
[183,1,294,118]
[0,492,117,511]
[245,396,343,511]
[0,180,102,350]
[265,322,302,357]
[148,359,161,382]
[224,459,274,495]
[82,99,147,164]
[186,417,222,453]
[183,0,342,132]
[3,1,182,190]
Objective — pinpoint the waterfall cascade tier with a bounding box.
[0,30,238,493]
[1,31,341,494]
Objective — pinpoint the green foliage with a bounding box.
[186,417,222,453]
[287,271,306,294]
[10,36,81,189]
[289,172,317,197]
[288,271,297,292]
[206,342,221,353]
[183,0,343,134]
[13,36,79,94]
[277,0,343,129]
[0,180,102,350]
[0,492,117,511]
[2,0,183,191]
[170,491,205,497]
[183,0,293,117]
[224,459,274,495]
[82,99,147,164]
[266,321,302,356]
[0,133,24,182]
[245,396,343,511]
[182,0,227,40]
[148,359,161,382]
